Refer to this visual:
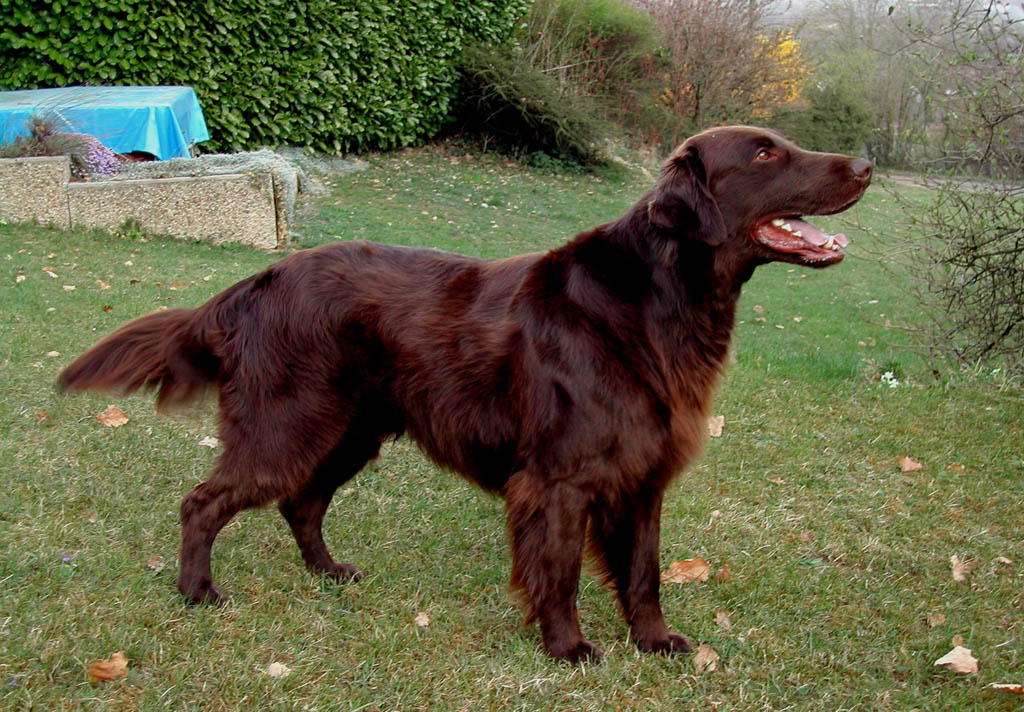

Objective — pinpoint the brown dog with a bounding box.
[60,126,871,662]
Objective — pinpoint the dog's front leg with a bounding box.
[590,489,692,654]
[504,471,599,663]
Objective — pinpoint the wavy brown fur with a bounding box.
[59,127,871,663]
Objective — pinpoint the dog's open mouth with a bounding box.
[752,217,848,266]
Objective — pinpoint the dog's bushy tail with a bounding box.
[58,307,221,412]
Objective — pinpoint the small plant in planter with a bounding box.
[0,114,120,179]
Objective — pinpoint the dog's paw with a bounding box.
[549,639,603,664]
[637,632,692,655]
[322,562,364,582]
[180,582,227,606]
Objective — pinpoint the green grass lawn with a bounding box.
[1,147,1022,710]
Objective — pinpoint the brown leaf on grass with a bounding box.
[102,305,113,313]
[414,612,430,627]
[147,555,166,573]
[714,564,732,583]
[662,557,711,584]
[693,643,720,673]
[952,634,965,647]
[899,456,923,472]
[951,555,977,583]
[752,304,765,313]
[96,405,129,428]
[707,415,725,438]
[715,611,732,630]
[933,645,978,674]
[769,477,785,485]
[96,279,110,290]
[927,613,946,628]
[88,651,128,682]
[948,463,965,473]
[264,662,291,678]
[991,683,1024,694]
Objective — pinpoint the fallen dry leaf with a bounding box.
[265,662,291,678]
[933,645,978,674]
[414,612,430,627]
[147,555,166,573]
[752,304,765,313]
[769,477,785,485]
[948,463,965,473]
[996,556,1013,566]
[707,415,725,438]
[899,456,923,472]
[714,563,732,583]
[45,351,61,358]
[991,683,1024,694]
[715,611,732,630]
[96,405,129,428]
[96,279,110,289]
[927,613,946,628]
[197,436,220,449]
[951,555,977,583]
[694,643,720,673]
[15,274,25,283]
[62,285,76,292]
[662,557,711,584]
[952,634,965,647]
[88,651,128,682]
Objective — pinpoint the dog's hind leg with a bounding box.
[587,489,691,655]
[178,478,268,604]
[505,470,599,663]
[278,435,382,580]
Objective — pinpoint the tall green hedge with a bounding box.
[0,1,526,153]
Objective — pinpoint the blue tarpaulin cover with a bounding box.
[0,85,210,160]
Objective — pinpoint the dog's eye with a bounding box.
[755,148,774,161]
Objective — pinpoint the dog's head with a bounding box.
[647,126,872,268]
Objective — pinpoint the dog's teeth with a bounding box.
[771,219,785,227]
[781,223,793,232]
[792,230,802,238]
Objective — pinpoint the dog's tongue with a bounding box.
[785,218,849,248]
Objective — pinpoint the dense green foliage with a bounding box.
[0,0,526,153]
[773,83,874,154]
[453,0,664,164]
[454,44,613,166]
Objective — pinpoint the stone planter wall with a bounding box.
[0,156,284,248]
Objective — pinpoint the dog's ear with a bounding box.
[647,147,726,246]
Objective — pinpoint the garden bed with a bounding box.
[0,153,290,248]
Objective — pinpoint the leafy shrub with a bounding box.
[0,1,526,153]
[454,44,613,165]
[773,83,873,154]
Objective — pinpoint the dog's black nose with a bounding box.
[851,158,872,181]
